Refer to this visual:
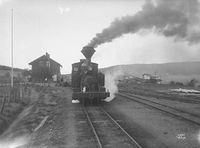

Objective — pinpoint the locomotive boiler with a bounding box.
[71,46,110,104]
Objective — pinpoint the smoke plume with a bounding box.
[104,70,123,102]
[87,0,200,47]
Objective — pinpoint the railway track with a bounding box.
[118,92,200,126]
[119,89,200,104]
[83,106,142,148]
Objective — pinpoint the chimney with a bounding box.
[81,46,95,61]
[46,52,50,59]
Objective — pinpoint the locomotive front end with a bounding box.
[71,46,110,105]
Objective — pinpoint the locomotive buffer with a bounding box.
[71,46,110,104]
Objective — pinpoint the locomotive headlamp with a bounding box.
[88,66,92,71]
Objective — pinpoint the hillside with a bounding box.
[0,65,25,83]
[100,61,200,83]
[0,65,24,71]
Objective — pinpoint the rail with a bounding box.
[83,106,103,148]
[100,107,143,148]
[119,92,200,126]
[83,106,143,148]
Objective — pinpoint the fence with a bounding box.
[0,82,57,115]
[0,83,32,114]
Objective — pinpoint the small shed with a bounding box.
[142,73,162,84]
[29,53,62,82]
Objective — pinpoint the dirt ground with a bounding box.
[0,86,98,148]
[28,87,98,148]
[0,86,199,148]
[127,93,200,116]
[104,95,200,148]
[119,82,200,124]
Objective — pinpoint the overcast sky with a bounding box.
[1,0,200,73]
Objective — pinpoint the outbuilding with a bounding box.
[142,73,162,84]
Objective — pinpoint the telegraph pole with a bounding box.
[11,9,14,87]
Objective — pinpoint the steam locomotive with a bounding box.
[71,46,110,104]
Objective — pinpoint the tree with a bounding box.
[187,78,198,87]
[170,81,175,85]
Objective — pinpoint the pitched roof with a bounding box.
[29,53,62,67]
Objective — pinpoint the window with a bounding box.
[46,61,50,67]
[39,61,44,67]
[74,67,78,72]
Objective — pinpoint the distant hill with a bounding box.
[0,65,24,71]
[100,61,200,83]
[0,65,12,70]
[0,65,25,83]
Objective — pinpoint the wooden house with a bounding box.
[29,53,62,82]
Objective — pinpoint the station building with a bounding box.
[29,53,62,82]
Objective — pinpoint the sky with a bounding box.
[0,0,200,74]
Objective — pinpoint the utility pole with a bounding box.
[11,9,14,87]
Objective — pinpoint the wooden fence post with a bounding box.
[8,87,12,104]
[0,97,6,114]
[20,87,23,102]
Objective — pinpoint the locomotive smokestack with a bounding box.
[81,46,96,61]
